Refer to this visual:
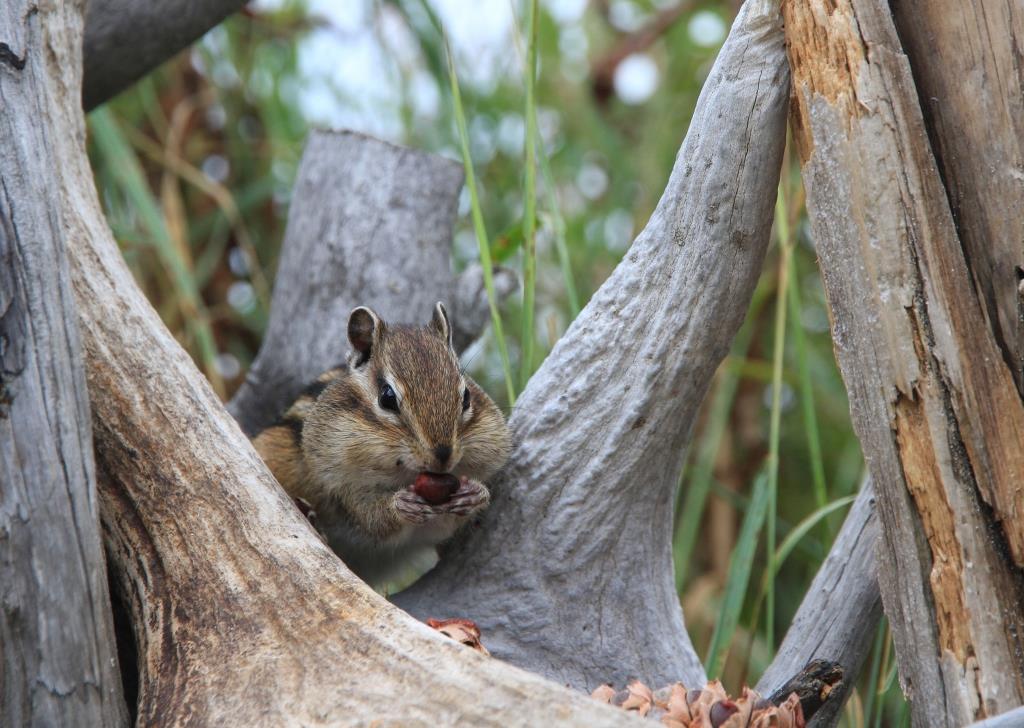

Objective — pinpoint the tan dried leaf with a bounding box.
[661,682,694,726]
[718,686,759,728]
[749,691,805,728]
[425,617,490,655]
[597,679,805,728]
[621,680,655,716]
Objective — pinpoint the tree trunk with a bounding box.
[783,0,1024,724]
[0,1,127,725]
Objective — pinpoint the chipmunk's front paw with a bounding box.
[438,477,490,516]
[393,489,437,524]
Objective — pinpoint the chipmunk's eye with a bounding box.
[378,383,399,412]
[462,387,471,412]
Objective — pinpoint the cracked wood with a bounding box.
[0,0,126,724]
[784,0,1024,724]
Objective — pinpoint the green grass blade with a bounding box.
[765,188,794,649]
[787,252,829,519]
[88,107,223,395]
[673,280,770,590]
[444,40,516,404]
[704,469,770,678]
[875,628,899,728]
[539,146,580,316]
[518,0,539,389]
[862,621,886,728]
[739,492,855,682]
[672,332,750,590]
[504,0,579,318]
[772,494,855,569]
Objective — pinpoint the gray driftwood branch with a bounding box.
[756,480,881,728]
[83,0,246,109]
[397,0,790,690]
[0,0,126,725]
[227,130,516,436]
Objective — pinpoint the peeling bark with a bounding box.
[783,0,1024,724]
[890,0,1024,398]
[0,1,126,725]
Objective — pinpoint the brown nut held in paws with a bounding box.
[413,472,460,505]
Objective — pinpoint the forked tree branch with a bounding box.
[55,3,627,725]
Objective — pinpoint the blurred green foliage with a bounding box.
[86,0,906,724]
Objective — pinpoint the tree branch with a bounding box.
[590,0,695,104]
[83,0,245,110]
[0,0,126,724]
[967,706,1024,728]
[757,480,881,727]
[396,0,790,690]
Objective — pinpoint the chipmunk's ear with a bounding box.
[348,306,383,367]
[430,301,453,349]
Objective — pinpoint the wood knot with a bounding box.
[767,659,844,722]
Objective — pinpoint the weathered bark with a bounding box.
[784,0,1024,724]
[228,130,516,436]
[83,0,245,110]
[756,480,880,728]
[0,1,126,725]
[890,0,1024,398]
[396,0,789,690]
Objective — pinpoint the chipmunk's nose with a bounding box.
[433,444,453,469]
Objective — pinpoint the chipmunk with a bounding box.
[253,302,511,584]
